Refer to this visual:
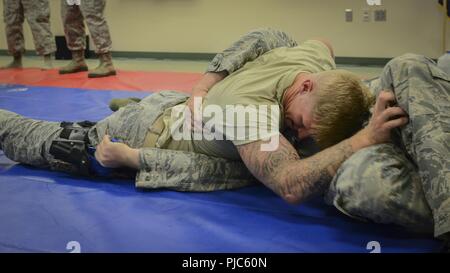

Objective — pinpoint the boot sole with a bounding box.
[88,70,117,78]
[59,66,89,75]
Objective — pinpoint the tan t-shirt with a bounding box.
[153,40,336,160]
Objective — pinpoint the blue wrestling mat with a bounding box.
[0,84,441,253]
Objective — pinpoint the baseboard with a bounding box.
[0,49,96,58]
[111,51,216,61]
[335,56,391,66]
[111,51,392,66]
[0,49,393,66]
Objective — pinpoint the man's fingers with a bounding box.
[94,150,106,167]
[379,106,407,122]
[375,91,396,115]
[383,116,409,130]
[102,134,111,144]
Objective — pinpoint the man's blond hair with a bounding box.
[311,70,374,149]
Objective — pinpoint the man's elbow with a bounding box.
[278,178,304,204]
[274,167,305,204]
[281,193,303,205]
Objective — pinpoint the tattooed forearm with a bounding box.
[236,135,355,204]
[281,139,353,203]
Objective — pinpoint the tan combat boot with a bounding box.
[88,52,116,78]
[59,50,88,74]
[1,54,22,69]
[109,97,142,112]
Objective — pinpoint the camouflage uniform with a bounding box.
[326,54,450,238]
[3,0,56,56]
[0,91,255,192]
[61,0,112,54]
[206,28,298,74]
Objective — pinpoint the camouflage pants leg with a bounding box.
[0,109,63,168]
[0,109,105,174]
[3,0,25,56]
[60,0,86,52]
[21,0,55,55]
[61,0,112,54]
[206,28,298,74]
[380,54,450,238]
[79,0,112,53]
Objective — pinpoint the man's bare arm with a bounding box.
[237,135,356,204]
[191,71,228,94]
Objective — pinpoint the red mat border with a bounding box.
[0,68,202,93]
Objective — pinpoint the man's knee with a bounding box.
[387,53,434,70]
[380,53,437,88]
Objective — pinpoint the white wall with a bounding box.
[0,0,448,58]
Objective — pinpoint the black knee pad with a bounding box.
[49,122,92,176]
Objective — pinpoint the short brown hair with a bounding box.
[311,70,374,149]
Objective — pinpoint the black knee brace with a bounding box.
[49,121,95,176]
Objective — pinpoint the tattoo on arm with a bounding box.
[237,135,354,203]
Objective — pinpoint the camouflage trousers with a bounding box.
[3,0,56,56]
[0,110,63,169]
[327,54,450,238]
[0,90,255,192]
[61,0,112,54]
[386,54,450,238]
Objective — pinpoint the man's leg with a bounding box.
[0,109,62,167]
[0,109,104,176]
[59,0,88,74]
[326,143,433,234]
[80,0,116,78]
[22,0,56,69]
[2,0,24,69]
[379,53,450,238]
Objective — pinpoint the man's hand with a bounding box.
[185,71,228,127]
[94,135,140,169]
[352,90,408,149]
[186,86,208,130]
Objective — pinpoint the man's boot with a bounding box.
[41,54,53,70]
[88,52,116,78]
[59,50,88,74]
[109,97,142,112]
[1,54,22,69]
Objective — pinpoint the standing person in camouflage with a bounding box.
[1,0,56,69]
[59,0,116,78]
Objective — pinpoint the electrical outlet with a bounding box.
[374,9,387,22]
[363,9,371,22]
[345,9,353,22]
[366,0,382,6]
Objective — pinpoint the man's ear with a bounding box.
[300,79,314,94]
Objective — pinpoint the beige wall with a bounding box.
[0,0,448,59]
